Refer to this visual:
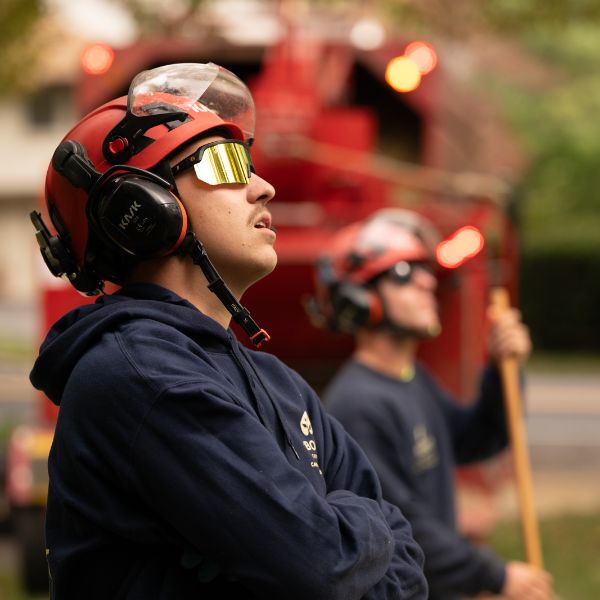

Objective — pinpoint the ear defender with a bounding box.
[51,139,189,259]
[310,256,383,334]
[88,173,188,259]
[329,282,383,333]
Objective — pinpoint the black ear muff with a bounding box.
[312,256,382,333]
[330,282,380,333]
[87,170,188,258]
[53,139,189,259]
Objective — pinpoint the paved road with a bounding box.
[526,372,600,468]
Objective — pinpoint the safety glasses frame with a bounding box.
[375,260,436,287]
[170,139,254,185]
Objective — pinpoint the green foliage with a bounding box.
[0,0,44,95]
[482,0,600,32]
[483,23,600,257]
[0,570,46,600]
[476,21,600,350]
[120,0,207,36]
[489,512,600,600]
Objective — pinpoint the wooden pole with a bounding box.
[490,287,544,569]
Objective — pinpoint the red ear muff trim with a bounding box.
[162,192,188,256]
[368,293,383,326]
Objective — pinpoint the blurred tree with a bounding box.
[120,0,208,37]
[384,0,600,38]
[482,22,600,253]
[0,0,45,95]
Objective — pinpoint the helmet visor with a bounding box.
[128,63,255,141]
[171,140,253,185]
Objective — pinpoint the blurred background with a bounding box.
[0,0,599,598]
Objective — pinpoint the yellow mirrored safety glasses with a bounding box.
[171,139,254,185]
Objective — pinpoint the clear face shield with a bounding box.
[128,62,256,141]
[103,63,256,171]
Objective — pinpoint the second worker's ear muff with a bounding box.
[312,256,383,334]
[329,282,382,333]
[52,140,189,259]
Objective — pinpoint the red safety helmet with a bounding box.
[38,62,255,294]
[308,209,441,333]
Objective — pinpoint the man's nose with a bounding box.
[247,173,275,204]
[414,266,438,291]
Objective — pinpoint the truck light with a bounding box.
[81,43,115,75]
[385,56,421,93]
[404,41,437,75]
[436,225,485,268]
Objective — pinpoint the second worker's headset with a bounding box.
[31,139,270,347]
[308,252,384,334]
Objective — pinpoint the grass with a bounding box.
[489,512,600,600]
[527,350,600,374]
[0,339,34,364]
[0,574,46,600]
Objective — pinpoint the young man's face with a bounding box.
[375,260,441,338]
[172,135,277,292]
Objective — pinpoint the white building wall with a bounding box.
[0,95,75,306]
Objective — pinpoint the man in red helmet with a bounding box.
[29,63,427,599]
[310,209,554,600]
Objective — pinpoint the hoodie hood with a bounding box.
[30,283,230,405]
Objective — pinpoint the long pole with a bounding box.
[490,287,544,569]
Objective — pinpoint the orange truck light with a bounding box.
[404,41,438,75]
[436,225,485,269]
[384,56,422,93]
[81,43,115,76]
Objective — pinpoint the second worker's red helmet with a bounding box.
[308,209,441,333]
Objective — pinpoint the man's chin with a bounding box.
[242,253,278,287]
[386,319,441,340]
[423,322,442,339]
[410,320,442,340]
[258,252,278,278]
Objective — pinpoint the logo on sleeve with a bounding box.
[299,411,322,475]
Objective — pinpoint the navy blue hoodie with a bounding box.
[30,283,427,600]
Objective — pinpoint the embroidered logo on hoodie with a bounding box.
[412,424,439,472]
[300,411,322,475]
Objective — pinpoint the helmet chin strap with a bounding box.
[387,321,441,340]
[183,233,270,348]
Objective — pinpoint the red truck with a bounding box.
[6,26,517,592]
